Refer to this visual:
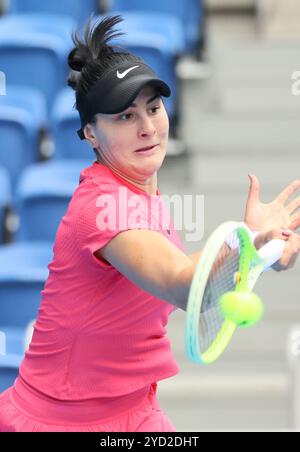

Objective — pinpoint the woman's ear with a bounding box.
[84,124,98,148]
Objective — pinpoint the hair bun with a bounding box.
[68,15,125,73]
[67,15,128,94]
[68,47,87,72]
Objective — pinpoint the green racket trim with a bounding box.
[185,222,264,365]
[201,319,237,364]
[235,227,263,292]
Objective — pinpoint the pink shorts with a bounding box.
[0,377,176,432]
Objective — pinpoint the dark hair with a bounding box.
[67,14,143,122]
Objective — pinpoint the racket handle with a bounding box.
[258,239,286,271]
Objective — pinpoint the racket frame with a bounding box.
[185,221,284,365]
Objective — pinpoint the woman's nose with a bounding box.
[138,116,156,137]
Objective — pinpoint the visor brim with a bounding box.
[100,75,171,115]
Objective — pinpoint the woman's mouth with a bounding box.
[135,144,159,153]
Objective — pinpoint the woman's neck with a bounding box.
[96,159,158,196]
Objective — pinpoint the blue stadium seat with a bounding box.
[8,0,100,25]
[108,0,204,54]
[111,11,185,54]
[0,86,47,192]
[15,160,90,242]
[0,326,27,355]
[0,166,11,243]
[0,242,53,327]
[51,88,94,160]
[0,354,22,392]
[0,13,75,111]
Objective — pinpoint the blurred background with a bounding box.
[0,0,299,432]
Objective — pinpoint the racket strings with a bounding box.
[199,232,241,353]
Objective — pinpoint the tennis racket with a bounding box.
[185,221,286,365]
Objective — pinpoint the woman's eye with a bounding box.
[118,106,160,121]
[119,113,133,121]
[150,106,160,114]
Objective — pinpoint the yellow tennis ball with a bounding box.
[219,291,263,328]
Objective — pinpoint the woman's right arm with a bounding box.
[94,229,196,311]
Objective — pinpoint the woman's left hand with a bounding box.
[244,175,300,271]
[244,175,300,233]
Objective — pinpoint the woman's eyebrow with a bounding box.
[130,94,161,108]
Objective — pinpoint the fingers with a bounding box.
[289,215,300,231]
[286,195,300,214]
[285,233,300,254]
[273,233,300,272]
[282,188,300,231]
[275,179,300,205]
[247,174,260,204]
[267,228,293,240]
[254,228,292,250]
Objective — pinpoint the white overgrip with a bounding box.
[257,239,286,271]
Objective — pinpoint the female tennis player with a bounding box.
[0,15,300,432]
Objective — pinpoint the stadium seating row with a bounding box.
[0,8,200,193]
[0,158,94,389]
[3,0,204,55]
[0,241,53,391]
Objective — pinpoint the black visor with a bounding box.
[77,61,171,140]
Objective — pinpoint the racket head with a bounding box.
[185,221,262,365]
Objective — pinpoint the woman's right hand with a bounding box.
[254,228,300,272]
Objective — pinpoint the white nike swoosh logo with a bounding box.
[117,66,140,79]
